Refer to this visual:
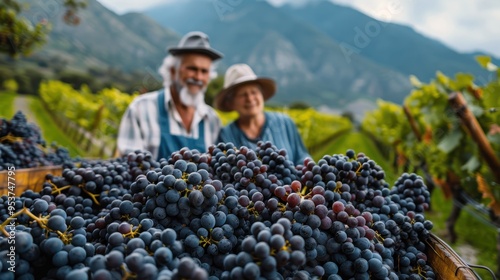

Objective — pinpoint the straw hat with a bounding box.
[168,31,223,60]
[214,64,276,112]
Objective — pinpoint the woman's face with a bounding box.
[231,83,264,118]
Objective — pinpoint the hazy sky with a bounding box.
[97,0,500,58]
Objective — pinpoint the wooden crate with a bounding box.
[427,233,480,280]
[0,166,63,196]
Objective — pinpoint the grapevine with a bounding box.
[362,56,500,276]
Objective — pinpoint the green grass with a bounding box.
[312,130,397,184]
[0,91,17,119]
[26,95,85,157]
[426,188,498,279]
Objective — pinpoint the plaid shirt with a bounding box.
[117,88,221,159]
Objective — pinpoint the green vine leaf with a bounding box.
[463,93,484,117]
[476,55,498,71]
[436,71,450,87]
[487,133,500,146]
[409,75,422,88]
[452,73,474,90]
[462,156,480,173]
[437,130,463,153]
[476,56,491,68]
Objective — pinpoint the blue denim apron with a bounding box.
[157,90,205,160]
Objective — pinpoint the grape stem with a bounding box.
[334,181,342,194]
[375,231,385,242]
[278,202,287,213]
[121,264,137,279]
[49,182,72,195]
[122,224,141,238]
[0,133,24,143]
[355,163,363,175]
[0,208,30,236]
[81,187,100,206]
[411,264,427,278]
[0,208,73,244]
[199,228,219,247]
[300,185,309,197]
[48,180,101,206]
[56,230,73,244]
[247,205,260,218]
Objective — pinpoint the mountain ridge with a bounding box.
[279,1,492,83]
[6,0,497,112]
[143,0,413,107]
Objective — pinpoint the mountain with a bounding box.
[279,1,493,83]
[144,0,412,107]
[9,0,496,111]
[17,0,179,73]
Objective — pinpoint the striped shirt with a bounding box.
[217,112,310,166]
[117,88,221,159]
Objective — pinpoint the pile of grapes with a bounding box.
[0,142,434,279]
[0,111,74,170]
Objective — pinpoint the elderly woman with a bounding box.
[214,64,310,166]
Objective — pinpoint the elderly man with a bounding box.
[117,31,223,160]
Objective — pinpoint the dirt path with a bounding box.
[456,244,479,265]
[13,95,38,126]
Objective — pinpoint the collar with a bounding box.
[233,111,269,142]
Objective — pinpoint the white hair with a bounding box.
[158,54,219,89]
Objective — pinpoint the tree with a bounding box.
[3,79,18,92]
[0,0,48,57]
[22,67,47,94]
[205,75,224,106]
[341,110,356,123]
[0,65,14,86]
[57,70,96,90]
[289,101,311,109]
[0,0,87,57]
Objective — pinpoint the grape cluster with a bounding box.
[390,173,431,214]
[0,111,74,170]
[223,220,311,279]
[0,143,437,279]
[0,150,198,280]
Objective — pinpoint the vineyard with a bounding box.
[35,80,352,160]
[362,56,500,276]
[38,81,138,158]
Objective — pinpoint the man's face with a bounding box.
[172,53,212,107]
[174,54,212,94]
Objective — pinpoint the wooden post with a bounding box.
[99,144,108,159]
[403,105,422,141]
[445,171,464,244]
[89,104,105,136]
[450,92,500,278]
[497,230,500,278]
[402,105,436,205]
[84,137,94,153]
[448,92,500,184]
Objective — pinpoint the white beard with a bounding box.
[173,77,206,108]
[178,85,205,108]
